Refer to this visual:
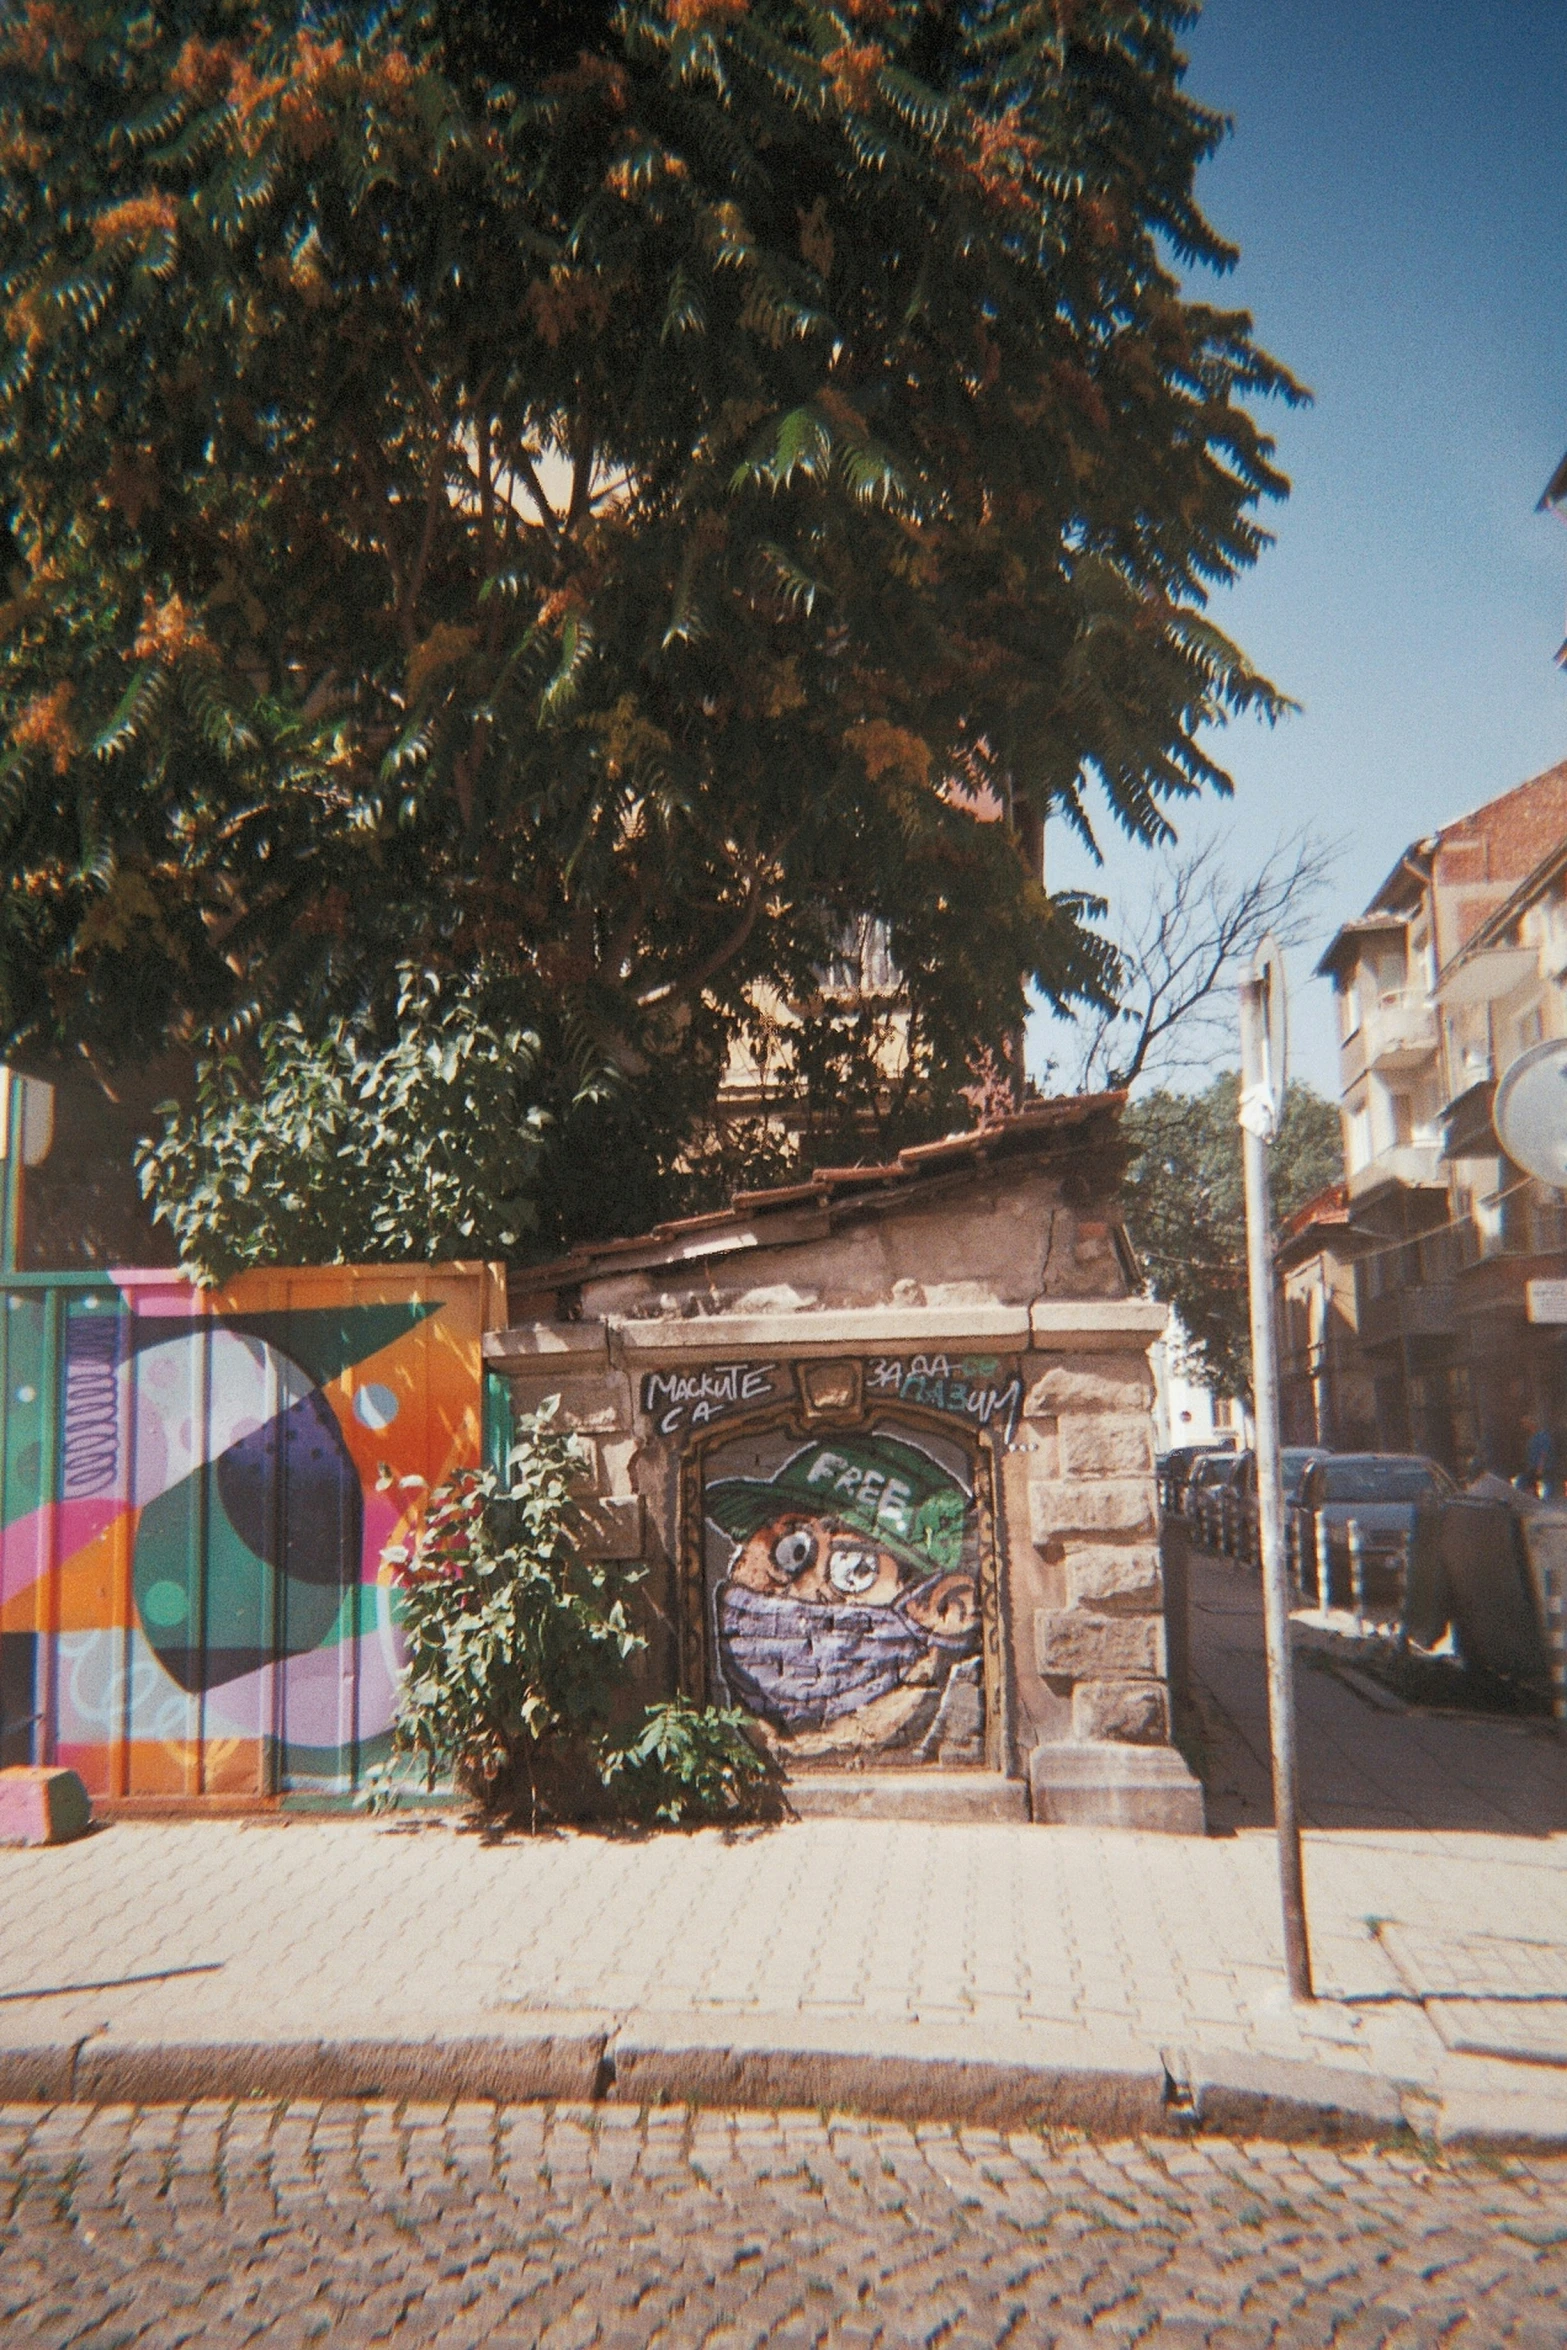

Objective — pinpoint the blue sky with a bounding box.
[1027,0,1567,1099]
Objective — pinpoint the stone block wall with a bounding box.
[500,1356,677,1703]
[489,1297,1203,1830]
[1002,1345,1172,1757]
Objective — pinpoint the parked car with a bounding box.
[1291,1453,1455,1607]
[1205,1451,1252,1553]
[1217,1446,1249,1560]
[1184,1451,1240,1548]
[1225,1447,1325,1566]
[1158,1438,1237,1515]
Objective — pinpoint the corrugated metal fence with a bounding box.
[0,1263,506,1805]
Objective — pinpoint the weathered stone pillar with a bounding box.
[1005,1302,1204,1832]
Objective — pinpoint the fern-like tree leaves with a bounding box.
[2,0,1300,1198]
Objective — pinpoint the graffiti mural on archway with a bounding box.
[704,1422,986,1763]
[672,1356,1017,1769]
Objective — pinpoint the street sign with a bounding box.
[1495,1038,1567,1189]
[1527,1279,1567,1325]
[1252,934,1289,1119]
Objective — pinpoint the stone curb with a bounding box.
[2,2022,1564,2148]
[0,2027,609,2110]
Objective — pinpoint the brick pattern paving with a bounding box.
[3,2099,1566,2347]
[2,1557,1567,2123]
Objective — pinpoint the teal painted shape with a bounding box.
[134,1462,344,1689]
[0,1294,49,1534]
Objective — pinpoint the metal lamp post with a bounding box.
[1238,942,1314,2003]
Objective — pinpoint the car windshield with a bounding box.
[1280,1451,1317,1499]
[1320,1458,1444,1503]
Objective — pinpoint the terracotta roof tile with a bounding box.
[507,1091,1126,1307]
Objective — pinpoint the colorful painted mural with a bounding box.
[701,1418,987,1764]
[0,1265,501,1800]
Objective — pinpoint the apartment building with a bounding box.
[1315,760,1567,1472]
[1276,1182,1376,1452]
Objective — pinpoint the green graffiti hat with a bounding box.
[705,1434,970,1578]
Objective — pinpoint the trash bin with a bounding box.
[1518,1509,1567,1721]
[1438,1498,1553,1695]
[1401,1500,1450,1651]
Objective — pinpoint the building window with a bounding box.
[1371,943,1407,1001]
[1347,1102,1372,1172]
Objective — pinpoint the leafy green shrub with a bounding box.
[378,1406,777,1832]
[134,964,569,1283]
[380,1408,643,1830]
[600,1695,779,1827]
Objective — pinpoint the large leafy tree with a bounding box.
[1123,1073,1343,1396]
[0,0,1300,1212]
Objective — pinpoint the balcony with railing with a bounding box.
[1361,987,1439,1072]
[1454,1182,1567,1269]
[1359,1280,1456,1350]
[1346,1130,1446,1200]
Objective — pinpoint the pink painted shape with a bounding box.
[360,1488,402,1581]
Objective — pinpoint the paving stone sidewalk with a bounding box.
[0,1557,1563,2144]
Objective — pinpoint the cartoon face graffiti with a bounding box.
[705,1434,979,1738]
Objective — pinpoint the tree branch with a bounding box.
[1072,830,1338,1092]
[635,868,765,1010]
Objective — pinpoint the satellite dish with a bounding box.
[1251,934,1289,1118]
[1495,1038,1567,1189]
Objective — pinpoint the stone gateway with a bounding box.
[487,1097,1204,1831]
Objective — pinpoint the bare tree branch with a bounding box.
[1067,830,1338,1092]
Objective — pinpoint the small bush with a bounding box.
[600,1694,780,1826]
[379,1407,642,1830]
[377,1406,779,1831]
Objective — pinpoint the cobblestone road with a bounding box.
[3,2102,1565,2347]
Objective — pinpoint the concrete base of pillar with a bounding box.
[786,1770,1029,1823]
[1029,1741,1205,1834]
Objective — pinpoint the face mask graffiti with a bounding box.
[704,1433,982,1757]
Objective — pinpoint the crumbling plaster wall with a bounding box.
[555,1168,1130,1325]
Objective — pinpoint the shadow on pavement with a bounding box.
[1186,1550,1567,1837]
